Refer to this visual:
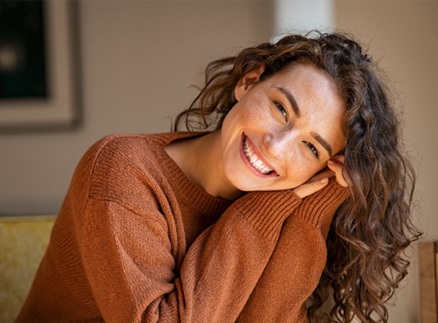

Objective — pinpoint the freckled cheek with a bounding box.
[284,152,316,183]
[234,112,268,133]
[239,99,270,118]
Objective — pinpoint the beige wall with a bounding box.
[1,1,436,322]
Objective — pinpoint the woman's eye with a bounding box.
[304,141,319,159]
[274,101,288,121]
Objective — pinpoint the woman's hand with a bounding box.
[292,170,332,199]
[327,155,350,188]
[292,155,349,199]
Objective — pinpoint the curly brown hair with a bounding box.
[174,31,421,322]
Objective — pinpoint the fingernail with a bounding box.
[320,178,329,184]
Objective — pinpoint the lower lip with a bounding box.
[239,134,277,178]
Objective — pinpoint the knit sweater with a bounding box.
[16,132,349,323]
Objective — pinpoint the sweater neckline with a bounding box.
[147,132,233,215]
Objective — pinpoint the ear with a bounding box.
[234,65,265,101]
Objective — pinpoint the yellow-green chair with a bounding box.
[0,215,55,323]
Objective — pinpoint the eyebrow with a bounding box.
[311,132,333,157]
[276,86,333,157]
[276,87,300,117]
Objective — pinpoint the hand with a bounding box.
[292,155,350,199]
[292,169,334,199]
[327,155,350,188]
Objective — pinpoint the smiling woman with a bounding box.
[16,32,421,323]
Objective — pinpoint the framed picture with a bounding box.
[0,0,81,132]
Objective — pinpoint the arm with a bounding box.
[80,190,303,323]
[179,189,304,321]
[237,180,350,322]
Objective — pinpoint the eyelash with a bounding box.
[274,101,288,121]
[304,141,319,159]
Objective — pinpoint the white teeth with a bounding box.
[243,137,273,174]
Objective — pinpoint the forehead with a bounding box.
[270,62,343,107]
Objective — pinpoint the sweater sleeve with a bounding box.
[237,180,350,322]
[80,190,302,323]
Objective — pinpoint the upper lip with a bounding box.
[243,133,277,174]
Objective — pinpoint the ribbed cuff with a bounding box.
[296,180,350,236]
[232,190,302,243]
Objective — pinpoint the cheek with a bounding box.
[236,95,270,118]
[284,154,322,185]
[223,104,249,129]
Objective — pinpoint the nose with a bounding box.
[262,130,295,160]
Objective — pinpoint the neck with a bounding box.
[165,131,243,200]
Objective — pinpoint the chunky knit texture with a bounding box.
[16,132,349,323]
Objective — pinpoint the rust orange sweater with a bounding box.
[16,132,349,323]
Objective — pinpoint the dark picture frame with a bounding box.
[0,0,81,132]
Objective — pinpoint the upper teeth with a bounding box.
[243,137,273,174]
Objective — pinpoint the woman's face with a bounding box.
[220,62,346,193]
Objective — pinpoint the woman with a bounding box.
[17,32,420,322]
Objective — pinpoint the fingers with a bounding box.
[292,177,329,199]
[327,156,349,187]
[307,169,334,183]
[293,155,349,199]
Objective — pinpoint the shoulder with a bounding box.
[67,134,159,203]
[82,132,194,174]
[75,134,157,183]
[78,132,200,207]
[66,131,204,214]
[90,133,157,166]
[84,133,170,193]
[88,132,200,162]
[88,133,167,158]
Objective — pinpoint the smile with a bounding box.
[242,134,276,176]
